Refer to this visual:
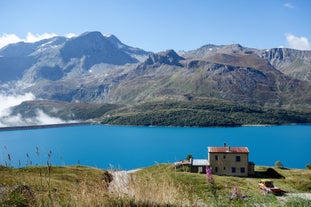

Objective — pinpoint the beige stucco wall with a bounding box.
[209,152,249,177]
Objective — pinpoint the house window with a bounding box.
[215,155,218,161]
[223,167,226,171]
[223,155,226,159]
[215,167,218,173]
[236,156,241,162]
[231,167,236,173]
[240,167,245,173]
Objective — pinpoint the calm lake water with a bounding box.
[0,124,310,170]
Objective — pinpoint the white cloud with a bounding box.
[0,110,70,127]
[283,3,294,9]
[0,32,75,49]
[0,33,22,49]
[0,92,35,117]
[0,92,75,127]
[25,32,57,43]
[66,33,77,38]
[285,33,311,50]
[0,92,35,127]
[35,110,66,125]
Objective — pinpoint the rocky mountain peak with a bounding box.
[0,36,67,57]
[103,34,124,48]
[145,49,184,66]
[61,31,109,54]
[0,31,150,83]
[261,47,311,81]
[60,31,138,67]
[78,31,105,40]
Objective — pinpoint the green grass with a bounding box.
[0,165,110,206]
[0,164,310,206]
[131,165,311,206]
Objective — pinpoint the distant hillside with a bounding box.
[100,100,311,127]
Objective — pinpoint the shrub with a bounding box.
[275,160,284,169]
[186,154,193,161]
[306,163,311,170]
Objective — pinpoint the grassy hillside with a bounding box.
[101,99,311,127]
[131,165,311,206]
[0,166,111,206]
[0,164,310,206]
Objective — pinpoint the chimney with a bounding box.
[224,142,227,147]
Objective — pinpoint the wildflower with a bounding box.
[206,166,214,183]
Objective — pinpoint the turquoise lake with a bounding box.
[0,124,310,170]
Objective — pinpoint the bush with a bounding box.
[275,160,284,169]
[186,154,193,161]
[306,163,311,170]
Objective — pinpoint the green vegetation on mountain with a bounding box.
[0,164,310,206]
[11,100,119,121]
[11,98,311,127]
[101,99,311,127]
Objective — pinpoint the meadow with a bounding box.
[0,164,310,206]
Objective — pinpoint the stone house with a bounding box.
[208,143,255,177]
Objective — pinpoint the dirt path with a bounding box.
[285,193,311,200]
[108,169,141,196]
[277,192,311,203]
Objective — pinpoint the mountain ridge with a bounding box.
[0,31,311,126]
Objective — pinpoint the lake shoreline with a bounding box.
[0,122,94,131]
[1,122,310,131]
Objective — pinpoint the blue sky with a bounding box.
[0,0,310,52]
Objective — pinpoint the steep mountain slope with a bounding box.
[0,37,67,83]
[0,31,149,84]
[184,44,311,81]
[108,49,310,109]
[261,48,311,81]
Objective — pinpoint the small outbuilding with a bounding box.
[191,159,209,173]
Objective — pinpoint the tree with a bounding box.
[306,163,311,170]
[186,154,193,161]
[274,160,284,169]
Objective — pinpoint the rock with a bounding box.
[0,184,35,206]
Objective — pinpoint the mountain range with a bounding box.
[0,31,310,126]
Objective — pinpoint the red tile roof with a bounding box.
[208,147,249,153]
